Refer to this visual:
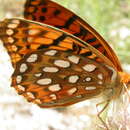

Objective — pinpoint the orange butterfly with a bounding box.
[0,0,130,129]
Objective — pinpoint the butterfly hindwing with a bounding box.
[12,48,118,108]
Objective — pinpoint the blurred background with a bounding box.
[0,0,130,130]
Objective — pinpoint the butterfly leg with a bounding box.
[96,100,110,130]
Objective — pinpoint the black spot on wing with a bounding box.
[56,15,78,29]
[53,34,67,46]
[86,38,96,43]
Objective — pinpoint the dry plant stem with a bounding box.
[96,100,110,130]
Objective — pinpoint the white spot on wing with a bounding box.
[43,67,59,73]
[75,95,82,98]
[83,64,96,72]
[54,60,70,68]
[34,99,42,104]
[44,50,57,56]
[98,81,103,85]
[6,29,14,35]
[11,45,18,51]
[50,94,57,100]
[85,86,96,90]
[12,19,20,24]
[8,23,18,29]
[20,63,28,73]
[37,78,52,85]
[17,85,25,91]
[27,92,35,99]
[48,84,61,92]
[28,29,40,35]
[68,75,79,83]
[16,75,22,84]
[26,54,38,63]
[68,55,80,64]
[8,37,14,43]
[34,73,42,77]
[85,77,91,82]
[67,87,77,95]
[97,73,103,80]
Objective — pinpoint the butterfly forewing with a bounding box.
[0,18,115,69]
[24,0,122,71]
[12,48,120,108]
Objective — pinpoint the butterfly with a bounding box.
[0,0,130,129]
